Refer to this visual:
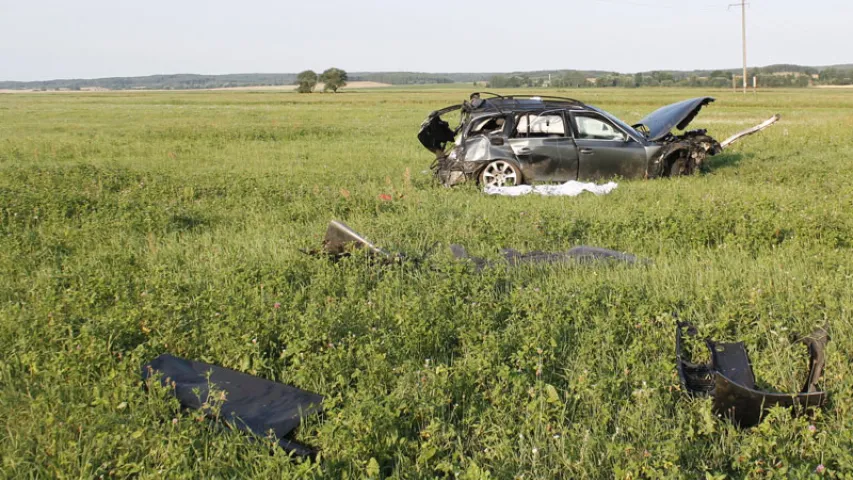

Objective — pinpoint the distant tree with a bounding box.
[320,68,348,92]
[488,75,508,88]
[560,72,588,88]
[614,75,635,88]
[634,72,644,87]
[296,70,318,93]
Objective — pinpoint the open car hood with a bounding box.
[634,97,715,142]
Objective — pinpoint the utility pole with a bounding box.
[730,1,748,93]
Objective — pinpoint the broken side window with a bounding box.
[512,112,567,139]
[468,115,507,137]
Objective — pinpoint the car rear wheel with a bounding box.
[480,160,522,187]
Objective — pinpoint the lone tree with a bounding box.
[296,70,318,93]
[320,68,348,93]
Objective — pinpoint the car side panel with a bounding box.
[507,138,578,182]
[460,136,515,163]
[574,139,648,180]
[570,111,648,181]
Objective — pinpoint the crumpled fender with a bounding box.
[649,131,723,177]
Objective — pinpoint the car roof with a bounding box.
[467,92,590,114]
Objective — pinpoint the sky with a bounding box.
[0,0,850,81]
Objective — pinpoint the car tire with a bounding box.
[666,152,692,177]
[479,160,523,188]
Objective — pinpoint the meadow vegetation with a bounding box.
[1,87,853,478]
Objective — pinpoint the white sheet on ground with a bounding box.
[484,180,618,197]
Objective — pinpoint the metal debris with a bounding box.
[303,220,397,261]
[318,220,391,258]
[450,244,644,270]
[306,221,644,271]
[676,322,829,428]
[720,114,781,148]
[142,354,323,456]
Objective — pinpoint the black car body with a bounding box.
[418,93,725,187]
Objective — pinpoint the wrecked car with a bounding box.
[418,92,779,187]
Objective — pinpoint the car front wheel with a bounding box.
[479,160,522,187]
[666,152,694,177]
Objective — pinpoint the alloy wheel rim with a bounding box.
[483,161,517,187]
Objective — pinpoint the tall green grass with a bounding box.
[1,88,853,478]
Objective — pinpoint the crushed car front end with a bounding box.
[632,97,723,177]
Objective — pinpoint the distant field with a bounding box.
[2,87,853,478]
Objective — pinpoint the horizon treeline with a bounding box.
[2,64,851,90]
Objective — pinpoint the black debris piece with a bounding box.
[676,322,829,428]
[142,354,323,456]
[450,244,643,270]
[306,220,644,269]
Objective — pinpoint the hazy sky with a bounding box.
[1,0,849,81]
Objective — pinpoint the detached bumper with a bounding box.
[676,322,829,428]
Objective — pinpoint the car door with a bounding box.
[506,111,578,182]
[571,112,647,181]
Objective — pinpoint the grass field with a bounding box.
[2,87,853,478]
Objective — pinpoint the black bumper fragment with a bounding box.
[676,322,829,428]
[142,354,323,456]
